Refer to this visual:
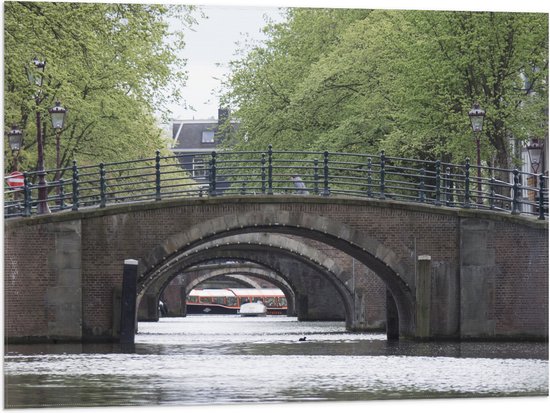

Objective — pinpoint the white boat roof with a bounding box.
[228,288,284,297]
[188,288,284,297]
[188,289,236,297]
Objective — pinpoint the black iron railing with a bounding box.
[4,146,548,220]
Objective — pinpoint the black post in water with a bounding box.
[120,259,138,344]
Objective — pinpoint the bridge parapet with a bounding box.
[5,147,548,221]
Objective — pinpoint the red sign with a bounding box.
[6,171,24,188]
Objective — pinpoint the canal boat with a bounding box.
[238,301,267,317]
[186,288,287,315]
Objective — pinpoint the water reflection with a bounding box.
[4,316,548,408]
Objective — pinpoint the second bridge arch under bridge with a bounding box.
[139,210,414,338]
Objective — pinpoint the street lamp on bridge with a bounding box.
[49,100,67,171]
[27,57,50,214]
[24,58,68,214]
[468,102,486,204]
[7,124,24,172]
[525,139,544,175]
[525,139,545,211]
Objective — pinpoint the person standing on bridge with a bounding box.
[290,174,309,195]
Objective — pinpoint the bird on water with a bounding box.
[299,336,306,341]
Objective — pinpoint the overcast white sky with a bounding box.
[168,0,547,122]
[170,4,284,120]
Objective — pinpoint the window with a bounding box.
[193,156,207,178]
[202,130,215,143]
[212,297,225,305]
[265,297,276,307]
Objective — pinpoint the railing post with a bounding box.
[59,179,65,211]
[267,145,273,195]
[313,158,319,195]
[261,153,266,194]
[23,172,32,217]
[511,169,520,215]
[322,150,330,196]
[434,160,441,206]
[489,177,495,210]
[538,173,545,220]
[445,167,452,207]
[72,160,79,211]
[419,168,426,203]
[379,151,386,199]
[99,163,107,208]
[367,157,372,197]
[209,151,217,196]
[240,182,246,195]
[464,158,470,208]
[155,150,161,201]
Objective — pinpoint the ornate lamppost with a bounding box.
[468,102,486,204]
[526,139,544,176]
[27,57,50,214]
[525,139,545,212]
[7,124,24,172]
[49,100,67,172]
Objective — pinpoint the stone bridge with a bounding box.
[4,195,548,343]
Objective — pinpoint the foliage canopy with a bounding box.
[4,1,196,176]
[222,8,548,170]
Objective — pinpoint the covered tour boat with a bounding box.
[186,288,287,315]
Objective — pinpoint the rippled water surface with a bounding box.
[4,315,548,408]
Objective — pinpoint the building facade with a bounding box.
[171,108,238,193]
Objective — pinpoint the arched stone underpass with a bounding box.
[182,265,296,316]
[138,234,356,329]
[139,211,413,337]
[142,262,297,318]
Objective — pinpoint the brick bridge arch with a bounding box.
[138,213,413,335]
[139,233,354,328]
[183,265,295,315]
[183,264,292,295]
[144,262,297,319]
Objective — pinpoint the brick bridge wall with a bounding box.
[4,196,548,342]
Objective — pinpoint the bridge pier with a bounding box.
[137,292,160,322]
[349,288,368,331]
[346,265,387,332]
[120,260,138,344]
[295,274,346,322]
[386,290,399,340]
[415,255,432,339]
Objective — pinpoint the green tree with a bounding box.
[382,10,549,169]
[222,8,548,171]
[4,1,197,176]
[221,7,371,152]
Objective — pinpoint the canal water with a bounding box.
[3,315,548,409]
